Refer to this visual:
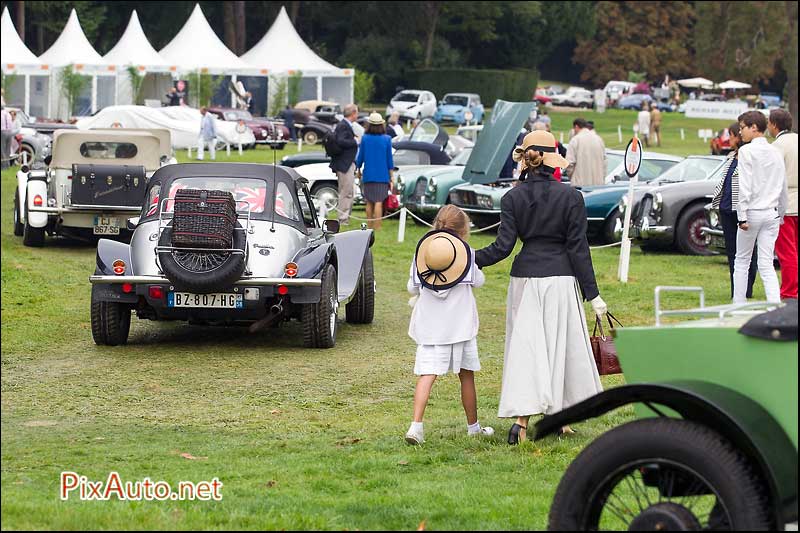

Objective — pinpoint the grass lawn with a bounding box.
[0,140,765,529]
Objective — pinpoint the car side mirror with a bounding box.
[44,155,52,166]
[126,216,140,231]
[322,219,340,234]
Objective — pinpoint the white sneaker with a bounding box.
[405,425,424,445]
[470,426,494,437]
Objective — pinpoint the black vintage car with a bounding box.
[89,163,375,348]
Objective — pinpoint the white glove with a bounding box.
[590,295,607,319]
[408,295,419,308]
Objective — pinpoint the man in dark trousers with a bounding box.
[280,105,296,141]
[330,104,360,225]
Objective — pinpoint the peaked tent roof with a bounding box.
[104,10,169,71]
[241,6,346,76]
[38,8,108,71]
[159,4,255,74]
[1,7,42,71]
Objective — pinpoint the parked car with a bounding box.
[581,151,684,243]
[617,93,675,112]
[699,93,726,102]
[7,107,54,165]
[294,100,341,123]
[626,155,728,255]
[386,90,437,121]
[603,80,636,103]
[272,108,333,146]
[550,87,594,108]
[208,107,288,149]
[539,290,797,531]
[280,151,331,168]
[13,129,172,246]
[710,128,734,155]
[455,124,483,143]
[433,93,484,125]
[533,87,552,105]
[88,162,376,348]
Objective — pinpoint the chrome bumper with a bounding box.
[406,202,442,216]
[458,207,501,215]
[89,275,321,286]
[30,205,141,214]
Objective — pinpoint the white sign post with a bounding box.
[618,137,642,283]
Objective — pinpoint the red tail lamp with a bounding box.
[33,194,43,207]
[148,286,165,299]
[112,260,126,275]
[277,284,289,296]
[284,262,298,278]
[121,283,134,293]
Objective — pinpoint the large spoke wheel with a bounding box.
[676,203,712,256]
[312,184,339,212]
[548,418,772,531]
[303,130,319,145]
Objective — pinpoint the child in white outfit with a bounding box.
[405,205,493,444]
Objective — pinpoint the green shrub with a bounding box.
[287,71,303,107]
[269,75,288,116]
[58,65,91,116]
[405,68,538,106]
[353,70,375,107]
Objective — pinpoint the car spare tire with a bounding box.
[158,222,246,293]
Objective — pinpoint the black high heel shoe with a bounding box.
[508,423,527,445]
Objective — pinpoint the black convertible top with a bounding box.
[148,162,307,188]
[738,300,798,342]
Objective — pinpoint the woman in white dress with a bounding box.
[475,130,608,444]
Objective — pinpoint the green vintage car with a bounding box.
[537,289,797,531]
[396,100,535,224]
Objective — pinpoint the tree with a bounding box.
[353,70,375,107]
[126,65,144,105]
[269,75,287,116]
[573,1,696,86]
[694,2,788,85]
[14,0,24,39]
[58,64,91,115]
[783,1,798,130]
[287,70,303,107]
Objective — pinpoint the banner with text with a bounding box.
[684,100,748,120]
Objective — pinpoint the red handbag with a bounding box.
[384,192,400,211]
[590,312,624,375]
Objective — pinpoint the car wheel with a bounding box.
[18,144,35,166]
[22,202,45,247]
[548,418,773,531]
[302,263,338,348]
[602,209,622,244]
[13,190,24,236]
[303,130,319,145]
[345,248,374,324]
[311,183,339,212]
[676,203,712,256]
[91,286,131,346]
[157,222,247,293]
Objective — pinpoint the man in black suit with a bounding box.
[330,104,360,225]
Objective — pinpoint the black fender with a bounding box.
[534,381,797,527]
[290,242,336,304]
[331,228,374,303]
[95,238,133,276]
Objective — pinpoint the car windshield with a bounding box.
[443,95,469,106]
[606,153,624,174]
[654,158,722,183]
[224,110,252,121]
[450,147,472,166]
[394,92,421,103]
[409,119,440,144]
[393,149,431,166]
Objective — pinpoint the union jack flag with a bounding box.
[234,186,267,214]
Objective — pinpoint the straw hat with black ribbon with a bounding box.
[415,230,472,291]
[512,130,569,174]
[367,112,385,125]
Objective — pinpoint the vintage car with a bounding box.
[280,151,331,168]
[550,87,594,108]
[626,156,728,255]
[385,90,438,121]
[88,163,375,348]
[617,93,675,112]
[6,107,54,165]
[207,107,289,149]
[582,151,683,243]
[434,93,484,125]
[538,289,797,531]
[272,108,333,146]
[13,129,172,247]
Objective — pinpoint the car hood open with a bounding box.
[461,100,535,185]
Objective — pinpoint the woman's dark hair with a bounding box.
[728,122,741,138]
[365,123,386,135]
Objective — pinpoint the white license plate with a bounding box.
[94,216,120,235]
[167,292,243,309]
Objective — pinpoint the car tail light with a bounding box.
[33,194,43,207]
[148,286,165,299]
[122,283,134,293]
[112,260,126,275]
[284,262,298,278]
[67,175,73,180]
[277,284,289,296]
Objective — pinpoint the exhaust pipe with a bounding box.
[249,299,284,333]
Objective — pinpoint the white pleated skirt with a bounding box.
[414,338,481,376]
[497,276,603,418]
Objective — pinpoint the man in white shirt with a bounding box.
[636,102,651,147]
[768,108,797,300]
[733,111,789,303]
[387,112,405,138]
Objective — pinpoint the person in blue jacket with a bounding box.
[356,112,394,230]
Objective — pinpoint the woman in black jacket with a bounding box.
[475,130,608,444]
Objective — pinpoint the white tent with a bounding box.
[159,4,256,75]
[38,8,116,119]
[1,7,47,115]
[717,80,752,90]
[103,10,172,106]
[241,6,353,113]
[677,77,715,89]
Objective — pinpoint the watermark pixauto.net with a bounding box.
[61,472,223,501]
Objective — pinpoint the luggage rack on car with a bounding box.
[654,286,781,327]
[153,197,254,269]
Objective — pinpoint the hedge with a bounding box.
[405,68,538,106]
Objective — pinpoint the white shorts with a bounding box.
[414,338,481,376]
